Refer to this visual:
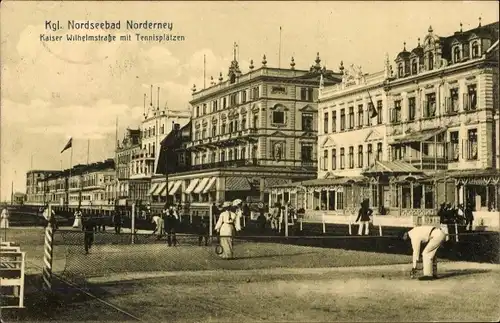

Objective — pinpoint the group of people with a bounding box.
[438,203,474,231]
[151,205,179,247]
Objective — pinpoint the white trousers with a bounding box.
[422,229,446,276]
[358,221,369,235]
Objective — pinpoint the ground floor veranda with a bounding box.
[266,162,500,230]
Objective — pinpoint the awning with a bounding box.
[193,177,210,194]
[147,183,159,195]
[265,178,289,188]
[169,181,182,195]
[391,127,446,144]
[226,177,251,190]
[363,160,423,175]
[185,178,200,194]
[203,177,217,193]
[152,183,167,196]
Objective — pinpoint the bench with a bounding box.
[0,250,26,308]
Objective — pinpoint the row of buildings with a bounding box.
[25,20,500,229]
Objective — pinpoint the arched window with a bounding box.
[221,123,226,134]
[411,59,418,75]
[472,41,479,58]
[398,63,404,77]
[429,52,434,70]
[453,46,460,63]
[212,125,217,137]
[241,147,246,159]
[228,150,233,160]
[220,151,226,162]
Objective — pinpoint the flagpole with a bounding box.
[278,26,282,69]
[87,139,90,164]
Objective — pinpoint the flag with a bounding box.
[61,137,72,153]
[367,91,378,118]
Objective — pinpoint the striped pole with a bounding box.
[42,204,55,291]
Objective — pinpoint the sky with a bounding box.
[0,1,498,201]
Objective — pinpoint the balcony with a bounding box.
[131,150,155,161]
[189,158,260,171]
[188,128,258,150]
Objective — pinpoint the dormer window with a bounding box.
[471,41,479,58]
[428,52,434,70]
[398,63,404,78]
[453,46,460,63]
[411,60,418,75]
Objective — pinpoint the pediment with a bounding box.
[320,136,337,148]
[365,129,383,142]
[251,104,260,113]
[300,131,315,138]
[467,33,479,41]
[269,131,287,137]
[299,104,316,112]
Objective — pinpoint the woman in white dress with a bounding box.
[73,209,83,228]
[0,208,10,229]
[214,201,241,259]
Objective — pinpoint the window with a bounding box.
[230,93,238,107]
[252,87,260,100]
[220,151,226,162]
[222,97,227,108]
[424,93,436,118]
[376,101,383,124]
[253,115,258,129]
[367,144,373,166]
[466,129,478,160]
[411,59,418,75]
[348,107,354,129]
[357,105,363,128]
[241,90,247,103]
[340,109,346,131]
[300,87,314,101]
[464,84,477,111]
[408,97,416,121]
[323,150,328,170]
[241,147,246,159]
[196,106,200,117]
[331,149,337,170]
[234,120,239,131]
[365,103,373,126]
[448,88,459,114]
[301,144,313,161]
[323,112,329,133]
[471,41,479,58]
[202,104,207,115]
[449,131,459,161]
[229,122,234,133]
[453,46,460,63]
[213,100,218,112]
[202,127,207,139]
[221,123,226,134]
[212,125,217,137]
[228,150,233,160]
[348,146,354,169]
[376,143,383,161]
[340,148,345,169]
[358,145,363,168]
[429,52,434,70]
[302,113,313,131]
[272,111,285,124]
[242,118,247,130]
[210,151,216,163]
[332,111,337,133]
[398,63,404,77]
[392,100,402,123]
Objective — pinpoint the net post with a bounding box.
[454,222,459,242]
[209,205,213,243]
[131,203,135,244]
[322,213,326,234]
[42,204,55,292]
[284,205,289,237]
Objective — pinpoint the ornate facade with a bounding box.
[269,20,500,230]
[149,49,342,215]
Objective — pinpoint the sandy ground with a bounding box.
[2,227,500,322]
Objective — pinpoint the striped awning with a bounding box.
[265,178,289,188]
[169,181,182,195]
[147,183,159,195]
[152,183,167,196]
[185,178,200,194]
[193,177,210,194]
[203,177,217,193]
[226,177,251,191]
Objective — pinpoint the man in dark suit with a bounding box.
[82,217,97,254]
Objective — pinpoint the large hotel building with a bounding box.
[270,21,500,230]
[148,52,342,215]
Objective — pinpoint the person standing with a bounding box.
[113,210,122,234]
[0,207,10,229]
[82,216,97,254]
[465,203,474,231]
[73,209,83,229]
[164,205,178,247]
[403,225,447,280]
[355,199,373,235]
[214,201,241,259]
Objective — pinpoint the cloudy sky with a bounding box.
[0,1,498,201]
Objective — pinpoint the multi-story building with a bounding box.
[270,20,500,230]
[25,170,61,204]
[134,90,191,179]
[149,50,342,215]
[115,128,143,205]
[34,159,116,208]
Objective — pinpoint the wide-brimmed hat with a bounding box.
[232,199,242,206]
[222,201,232,208]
